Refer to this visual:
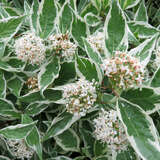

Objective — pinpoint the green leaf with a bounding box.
[43,111,80,141]
[0,16,24,39]
[75,56,102,83]
[0,98,20,118]
[30,0,39,33]
[83,38,102,64]
[55,128,80,152]
[25,103,48,116]
[94,140,108,157]
[128,22,159,39]
[19,89,62,103]
[134,0,148,22]
[0,6,10,18]
[129,34,157,67]
[0,41,6,57]
[71,13,87,49]
[120,0,141,9]
[0,122,36,139]
[121,88,160,113]
[80,128,95,158]
[151,67,160,88]
[59,1,72,34]
[47,156,72,160]
[95,156,108,160]
[22,114,42,160]
[38,57,60,94]
[90,0,101,11]
[7,77,23,97]
[0,61,20,72]
[0,70,6,98]
[117,99,160,160]
[38,0,57,38]
[0,156,11,160]
[84,13,101,27]
[104,0,128,57]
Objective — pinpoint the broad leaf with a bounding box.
[121,88,160,113]
[129,35,157,67]
[151,67,160,88]
[47,156,72,160]
[75,56,102,83]
[120,0,141,9]
[134,0,148,22]
[83,38,102,64]
[59,1,73,34]
[43,111,80,141]
[104,0,128,57]
[71,13,87,49]
[38,57,60,94]
[7,77,23,97]
[55,128,80,152]
[38,0,57,38]
[0,122,36,139]
[128,21,159,39]
[0,16,24,39]
[0,70,6,98]
[117,100,160,160]
[0,98,20,118]
[22,114,42,160]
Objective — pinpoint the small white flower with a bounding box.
[87,31,104,54]
[48,33,77,61]
[63,78,97,116]
[14,32,46,65]
[7,139,34,159]
[102,51,144,90]
[94,109,128,152]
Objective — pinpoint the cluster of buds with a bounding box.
[63,78,97,116]
[26,76,39,92]
[48,33,77,61]
[87,32,104,54]
[94,109,128,152]
[7,139,34,159]
[14,32,46,65]
[101,51,144,90]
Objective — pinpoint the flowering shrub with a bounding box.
[0,0,159,160]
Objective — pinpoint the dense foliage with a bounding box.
[0,0,159,159]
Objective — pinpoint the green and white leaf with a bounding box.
[55,128,80,152]
[128,21,159,39]
[22,114,42,160]
[134,0,148,22]
[71,12,88,49]
[7,77,23,97]
[150,67,160,88]
[129,34,158,67]
[0,16,24,39]
[0,70,6,98]
[84,12,101,27]
[75,56,102,83]
[104,0,128,57]
[83,38,102,64]
[38,57,60,94]
[0,122,36,139]
[47,156,72,160]
[117,99,160,160]
[38,0,57,38]
[90,0,101,11]
[0,98,20,118]
[121,87,160,114]
[120,0,141,9]
[43,111,80,141]
[59,1,73,34]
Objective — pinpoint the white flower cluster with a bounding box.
[87,32,104,54]
[63,78,97,116]
[26,76,39,92]
[48,33,77,61]
[102,51,144,90]
[94,109,128,152]
[7,139,34,159]
[14,32,46,65]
